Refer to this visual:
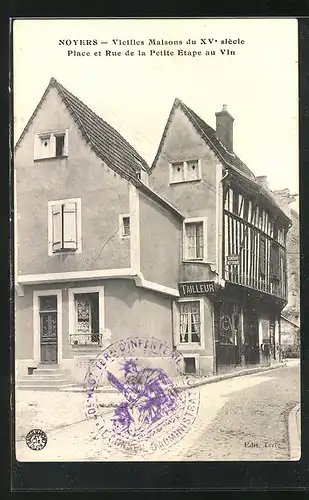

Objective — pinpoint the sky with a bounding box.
[13,18,299,210]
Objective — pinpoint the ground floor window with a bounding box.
[179,301,201,344]
[69,287,103,346]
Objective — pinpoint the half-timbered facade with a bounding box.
[150,99,291,374]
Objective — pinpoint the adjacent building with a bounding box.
[14,78,293,385]
[273,189,300,355]
[149,99,291,373]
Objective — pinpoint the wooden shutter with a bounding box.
[63,202,77,250]
[52,204,62,251]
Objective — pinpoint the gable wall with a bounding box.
[15,86,131,276]
[149,106,222,281]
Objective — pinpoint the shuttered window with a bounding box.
[51,202,77,252]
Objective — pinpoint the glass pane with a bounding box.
[40,312,57,338]
[172,162,184,182]
[76,296,91,333]
[40,295,57,311]
[186,160,199,180]
[55,134,65,157]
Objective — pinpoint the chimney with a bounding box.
[273,188,297,219]
[256,175,269,189]
[215,104,234,152]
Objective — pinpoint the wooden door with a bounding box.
[243,311,259,365]
[39,295,58,364]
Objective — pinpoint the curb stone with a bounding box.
[288,403,301,461]
[177,362,287,391]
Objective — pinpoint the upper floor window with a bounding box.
[48,198,82,255]
[170,159,201,184]
[34,130,68,160]
[183,217,207,261]
[119,214,131,237]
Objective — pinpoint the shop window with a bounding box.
[179,301,201,344]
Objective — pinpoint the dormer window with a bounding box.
[34,130,68,160]
[170,159,201,184]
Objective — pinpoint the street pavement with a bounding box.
[15,362,300,461]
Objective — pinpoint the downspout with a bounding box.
[218,170,229,285]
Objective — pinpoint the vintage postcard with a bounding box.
[13,18,300,462]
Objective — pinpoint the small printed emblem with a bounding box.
[25,429,47,450]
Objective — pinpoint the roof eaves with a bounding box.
[138,182,184,219]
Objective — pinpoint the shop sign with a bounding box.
[226,254,240,265]
[178,281,217,297]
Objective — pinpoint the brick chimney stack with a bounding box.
[215,104,234,153]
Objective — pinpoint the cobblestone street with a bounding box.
[15,362,300,461]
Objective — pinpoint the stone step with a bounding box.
[31,373,68,379]
[17,378,70,386]
[16,384,68,392]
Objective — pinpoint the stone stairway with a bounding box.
[16,365,75,391]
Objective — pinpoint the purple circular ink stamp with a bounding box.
[84,336,200,455]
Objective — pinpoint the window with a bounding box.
[170,159,200,184]
[232,191,239,215]
[270,242,280,280]
[55,133,65,157]
[71,293,100,346]
[48,198,82,255]
[183,218,207,261]
[68,286,104,347]
[243,198,249,221]
[186,160,200,181]
[180,301,201,344]
[34,130,68,160]
[184,357,196,374]
[259,236,266,276]
[120,215,130,237]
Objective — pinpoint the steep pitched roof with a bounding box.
[15,77,150,185]
[151,98,256,181]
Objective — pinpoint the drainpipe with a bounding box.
[217,170,229,286]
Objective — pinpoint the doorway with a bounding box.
[243,310,260,365]
[39,294,58,364]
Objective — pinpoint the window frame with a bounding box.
[169,159,201,184]
[183,217,208,262]
[34,129,68,161]
[68,285,105,348]
[119,214,131,239]
[48,198,82,256]
[173,297,205,351]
